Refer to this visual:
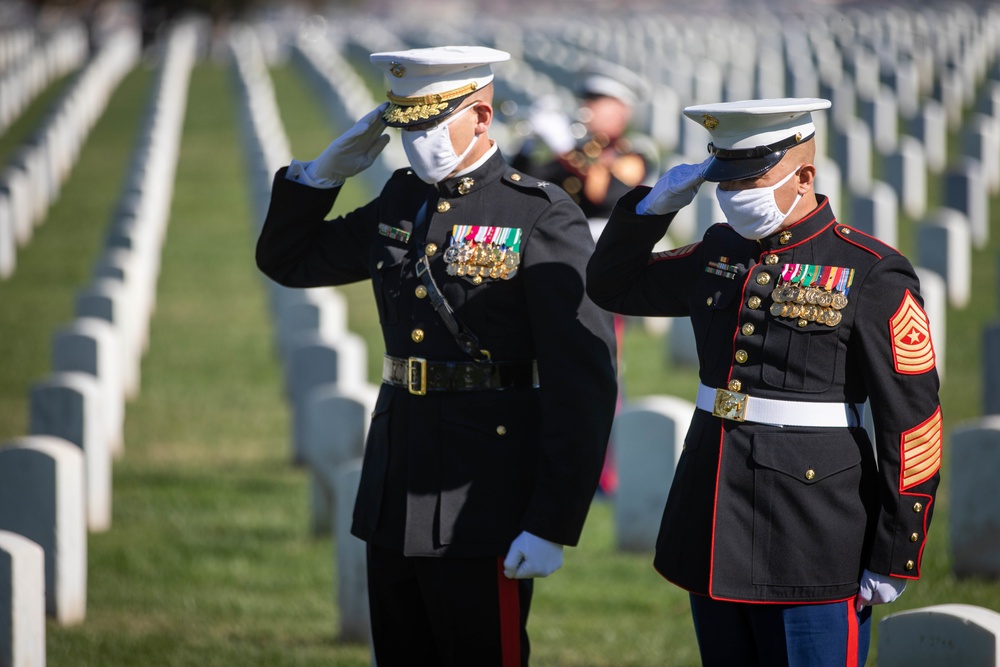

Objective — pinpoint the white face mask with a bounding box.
[401,104,480,184]
[716,165,803,240]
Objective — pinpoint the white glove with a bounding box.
[855,568,907,611]
[302,103,390,186]
[636,157,712,215]
[503,531,564,579]
[527,96,575,155]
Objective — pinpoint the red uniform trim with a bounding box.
[845,600,859,667]
[496,558,520,667]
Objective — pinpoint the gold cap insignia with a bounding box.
[702,114,719,130]
[389,62,405,78]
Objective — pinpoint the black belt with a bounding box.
[382,355,539,395]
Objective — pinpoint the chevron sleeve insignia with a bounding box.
[900,407,942,491]
[890,290,936,375]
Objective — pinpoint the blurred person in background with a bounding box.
[512,59,659,234]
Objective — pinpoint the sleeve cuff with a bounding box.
[285,159,345,189]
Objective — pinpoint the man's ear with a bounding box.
[797,164,816,193]
[473,102,493,131]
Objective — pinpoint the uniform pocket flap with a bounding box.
[752,432,861,484]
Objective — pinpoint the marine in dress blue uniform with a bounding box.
[256,46,618,666]
[586,98,941,666]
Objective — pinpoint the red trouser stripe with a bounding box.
[496,558,520,667]
[845,600,858,667]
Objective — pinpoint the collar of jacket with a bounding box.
[755,195,838,253]
[435,150,507,198]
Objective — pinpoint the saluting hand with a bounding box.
[637,157,712,215]
[503,531,564,579]
[304,103,391,186]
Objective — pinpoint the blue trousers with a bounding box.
[689,594,873,667]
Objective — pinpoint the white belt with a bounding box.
[696,383,863,428]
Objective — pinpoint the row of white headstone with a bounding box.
[230,24,379,650]
[0,25,140,280]
[0,20,199,667]
[0,22,88,135]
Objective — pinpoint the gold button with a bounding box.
[798,319,808,327]
[841,227,851,234]
[706,297,714,306]
[756,273,771,285]
[376,260,384,269]
[496,425,507,436]
[913,502,923,513]
[764,254,779,265]
[905,560,915,571]
[511,173,522,181]
[805,469,816,481]
[741,323,755,336]
[910,533,919,542]
[728,379,742,392]
[415,285,427,298]
[735,350,748,363]
[425,243,438,256]
[779,231,793,244]
[436,201,451,213]
[411,329,424,343]
[748,296,762,309]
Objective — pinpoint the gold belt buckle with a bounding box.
[407,357,427,396]
[713,388,748,422]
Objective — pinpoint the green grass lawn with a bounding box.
[0,43,998,667]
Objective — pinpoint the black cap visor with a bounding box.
[703,150,787,182]
[701,131,814,182]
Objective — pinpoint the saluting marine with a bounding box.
[256,46,617,666]
[586,98,941,667]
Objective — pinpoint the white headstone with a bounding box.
[333,459,371,643]
[885,136,928,220]
[911,101,947,173]
[916,208,972,309]
[303,383,379,536]
[914,268,946,381]
[52,318,125,458]
[0,190,14,280]
[850,181,898,247]
[949,418,1000,577]
[832,117,872,192]
[29,372,112,533]
[0,530,46,667]
[612,395,694,552]
[0,436,87,625]
[286,331,369,464]
[814,156,842,219]
[859,85,899,155]
[667,316,699,369]
[75,277,140,399]
[944,158,989,250]
[962,114,1000,195]
[879,604,1000,666]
